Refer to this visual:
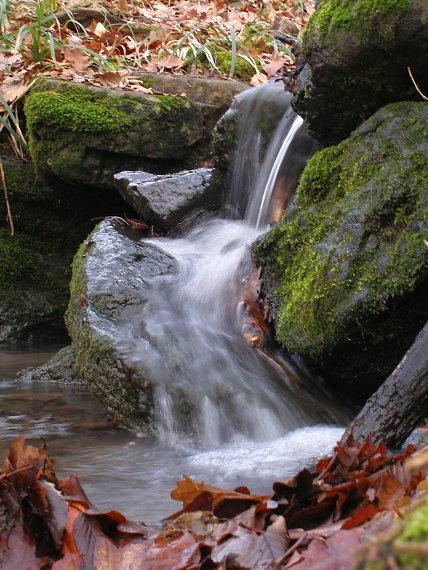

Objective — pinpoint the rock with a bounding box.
[123,73,249,108]
[65,219,177,431]
[17,346,83,384]
[292,0,428,146]
[253,101,428,403]
[24,79,246,189]
[114,168,218,231]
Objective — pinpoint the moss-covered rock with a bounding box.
[24,79,226,188]
[292,0,428,146]
[253,101,428,402]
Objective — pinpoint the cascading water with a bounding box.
[119,83,351,450]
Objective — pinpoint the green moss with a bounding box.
[25,85,132,135]
[0,230,39,291]
[155,94,189,114]
[303,0,412,48]
[393,496,428,569]
[141,76,154,89]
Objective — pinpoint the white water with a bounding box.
[1,84,353,523]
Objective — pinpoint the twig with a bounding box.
[408,67,428,101]
[276,532,308,566]
[0,157,14,236]
[0,464,33,483]
[394,541,428,555]
[317,452,337,480]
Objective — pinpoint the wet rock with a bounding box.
[114,168,218,231]
[65,219,177,431]
[292,0,428,146]
[17,346,83,384]
[253,101,428,403]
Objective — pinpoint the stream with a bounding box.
[0,84,351,524]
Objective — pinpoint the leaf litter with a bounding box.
[1,432,428,569]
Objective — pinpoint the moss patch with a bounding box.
[303,0,412,47]
[24,80,204,178]
[25,84,132,135]
[194,44,261,79]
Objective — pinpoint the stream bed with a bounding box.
[0,343,345,524]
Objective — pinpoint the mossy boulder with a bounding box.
[292,0,428,146]
[253,101,428,403]
[24,79,226,189]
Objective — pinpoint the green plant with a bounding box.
[13,1,61,63]
[0,91,28,156]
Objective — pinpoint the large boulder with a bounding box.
[253,101,428,403]
[24,79,248,189]
[292,0,428,146]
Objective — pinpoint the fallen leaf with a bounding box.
[63,48,90,72]
[237,515,290,568]
[155,55,184,69]
[263,56,289,77]
[251,73,268,86]
[0,525,49,570]
[97,71,124,87]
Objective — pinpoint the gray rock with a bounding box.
[17,346,83,383]
[114,168,218,231]
[65,219,177,431]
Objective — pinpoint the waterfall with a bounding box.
[122,83,349,448]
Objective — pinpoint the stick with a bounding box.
[0,157,14,236]
[408,67,428,101]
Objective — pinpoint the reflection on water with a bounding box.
[0,344,345,523]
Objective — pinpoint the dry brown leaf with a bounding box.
[237,514,290,568]
[97,71,123,87]
[263,56,290,77]
[88,19,107,37]
[250,73,268,86]
[63,47,90,72]
[0,75,29,104]
[155,55,184,69]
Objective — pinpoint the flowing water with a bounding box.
[0,84,353,523]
